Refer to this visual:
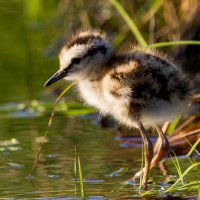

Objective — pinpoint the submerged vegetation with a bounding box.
[0,0,200,199]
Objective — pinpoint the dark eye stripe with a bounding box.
[70,45,107,66]
[87,45,107,57]
[71,57,81,64]
[87,48,97,56]
[98,45,107,54]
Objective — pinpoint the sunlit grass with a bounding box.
[140,159,200,197]
[170,150,184,185]
[164,162,200,193]
[77,156,86,200]
[74,147,85,200]
[148,40,200,48]
[166,117,181,135]
[74,147,77,197]
[110,0,147,47]
[29,82,75,177]
[187,138,200,157]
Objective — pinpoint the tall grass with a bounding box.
[164,162,200,193]
[77,156,85,200]
[74,147,77,197]
[110,0,147,47]
[170,151,184,185]
[74,147,85,200]
[148,41,200,48]
[29,82,75,177]
[187,138,200,157]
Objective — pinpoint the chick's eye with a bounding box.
[72,57,81,64]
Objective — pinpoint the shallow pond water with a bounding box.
[0,110,199,199]
[0,0,200,199]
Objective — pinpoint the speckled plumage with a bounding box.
[45,30,193,189]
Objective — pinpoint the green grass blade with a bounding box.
[140,0,163,25]
[187,138,200,157]
[29,82,75,177]
[164,162,200,193]
[174,181,200,190]
[148,40,200,48]
[74,146,77,196]
[170,152,183,185]
[110,0,147,47]
[113,28,129,47]
[166,116,181,135]
[55,82,76,104]
[140,189,157,197]
[78,156,85,200]
[74,147,77,177]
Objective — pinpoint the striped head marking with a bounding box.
[45,30,112,86]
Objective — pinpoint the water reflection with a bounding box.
[0,113,199,199]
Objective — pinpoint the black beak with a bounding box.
[44,69,68,87]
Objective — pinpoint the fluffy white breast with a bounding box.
[77,80,111,115]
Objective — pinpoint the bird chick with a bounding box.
[45,30,192,190]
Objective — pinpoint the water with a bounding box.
[0,0,199,199]
[0,113,199,199]
[0,114,138,198]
